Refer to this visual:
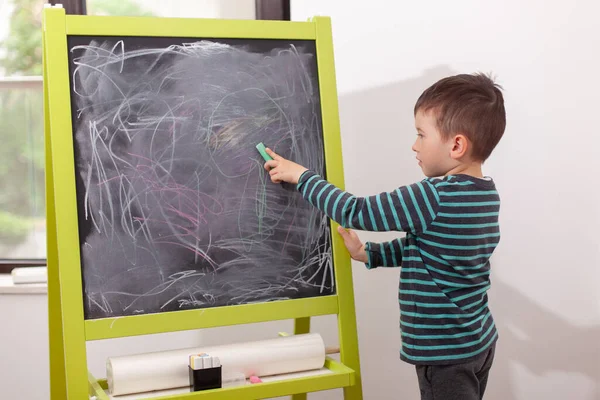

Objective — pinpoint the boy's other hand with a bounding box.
[337,226,368,263]
[264,148,308,185]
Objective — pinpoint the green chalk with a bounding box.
[256,142,273,162]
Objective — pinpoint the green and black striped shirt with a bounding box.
[297,171,500,365]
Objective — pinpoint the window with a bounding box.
[0,0,46,270]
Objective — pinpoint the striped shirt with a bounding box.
[297,171,500,365]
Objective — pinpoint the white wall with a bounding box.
[133,0,255,19]
[2,1,599,399]
[0,291,49,400]
[291,1,600,399]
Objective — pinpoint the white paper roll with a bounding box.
[107,333,325,396]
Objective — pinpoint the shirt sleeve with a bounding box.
[296,170,440,234]
[364,238,405,269]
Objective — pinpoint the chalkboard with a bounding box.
[66,36,333,320]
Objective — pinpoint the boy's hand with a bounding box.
[264,148,308,185]
[337,226,368,263]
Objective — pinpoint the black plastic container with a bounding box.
[189,365,222,391]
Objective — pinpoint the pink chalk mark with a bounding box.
[165,204,205,226]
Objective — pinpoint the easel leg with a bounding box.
[45,63,67,399]
[311,15,364,397]
[294,317,310,335]
[291,317,311,400]
[48,260,67,400]
[338,300,363,400]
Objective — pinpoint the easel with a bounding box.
[43,5,362,399]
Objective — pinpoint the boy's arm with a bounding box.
[364,238,405,269]
[297,170,440,234]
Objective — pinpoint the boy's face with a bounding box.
[412,109,457,177]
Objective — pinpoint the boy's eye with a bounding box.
[417,133,424,138]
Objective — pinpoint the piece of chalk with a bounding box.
[249,376,262,384]
[256,142,273,162]
[189,353,212,370]
[256,142,295,191]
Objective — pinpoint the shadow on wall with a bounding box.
[335,65,600,400]
[487,274,600,400]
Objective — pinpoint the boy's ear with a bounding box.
[450,134,469,159]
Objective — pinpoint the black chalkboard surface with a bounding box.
[66,36,333,319]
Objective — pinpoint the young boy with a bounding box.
[263,72,505,400]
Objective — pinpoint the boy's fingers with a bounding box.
[337,226,349,237]
[265,148,282,161]
[264,160,278,170]
[269,170,283,183]
[338,227,361,244]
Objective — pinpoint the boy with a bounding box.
[263,72,505,400]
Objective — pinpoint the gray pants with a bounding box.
[415,344,496,400]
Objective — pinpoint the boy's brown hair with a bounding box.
[414,73,506,162]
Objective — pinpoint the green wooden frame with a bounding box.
[43,6,362,399]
